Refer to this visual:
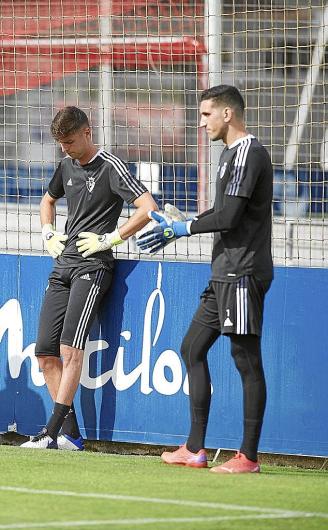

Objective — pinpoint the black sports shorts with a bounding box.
[192,276,271,336]
[35,265,113,356]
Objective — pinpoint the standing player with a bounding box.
[21,106,158,450]
[137,85,273,473]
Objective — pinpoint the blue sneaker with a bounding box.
[57,434,85,451]
[20,428,58,449]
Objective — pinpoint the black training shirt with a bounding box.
[48,149,147,271]
[191,135,273,282]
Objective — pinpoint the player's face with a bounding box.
[199,99,230,142]
[58,127,91,160]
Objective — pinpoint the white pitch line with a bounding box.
[0,486,291,515]
[0,485,327,521]
[0,513,321,530]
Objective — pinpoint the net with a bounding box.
[0,0,327,266]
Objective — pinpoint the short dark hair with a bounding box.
[50,106,90,139]
[200,85,245,118]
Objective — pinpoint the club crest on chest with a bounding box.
[86,176,95,193]
[218,162,228,179]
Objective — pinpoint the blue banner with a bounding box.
[0,254,327,456]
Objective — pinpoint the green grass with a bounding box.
[0,446,327,530]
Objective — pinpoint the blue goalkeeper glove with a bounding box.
[136,211,192,254]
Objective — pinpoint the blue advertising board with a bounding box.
[0,254,327,456]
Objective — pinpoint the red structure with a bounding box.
[0,0,209,210]
[0,0,206,96]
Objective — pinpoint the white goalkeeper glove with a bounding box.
[163,203,187,222]
[76,229,124,258]
[42,224,68,259]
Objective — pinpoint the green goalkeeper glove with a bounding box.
[76,229,124,258]
[42,224,68,259]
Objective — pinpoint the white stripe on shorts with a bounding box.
[72,269,105,349]
[236,277,248,334]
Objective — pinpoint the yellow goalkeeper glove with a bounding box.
[42,224,68,259]
[76,229,124,258]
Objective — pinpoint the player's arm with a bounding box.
[190,196,247,234]
[136,198,247,253]
[191,145,266,234]
[137,146,264,253]
[40,157,69,261]
[191,207,214,220]
[76,192,159,258]
[116,192,159,240]
[40,191,56,227]
[40,192,68,259]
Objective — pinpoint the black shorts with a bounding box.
[192,276,271,336]
[35,265,113,356]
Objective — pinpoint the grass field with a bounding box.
[0,446,327,530]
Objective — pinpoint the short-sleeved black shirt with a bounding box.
[211,135,273,282]
[48,149,147,271]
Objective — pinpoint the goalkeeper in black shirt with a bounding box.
[137,85,273,473]
[21,106,158,450]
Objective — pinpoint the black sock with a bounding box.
[61,403,81,439]
[46,402,71,440]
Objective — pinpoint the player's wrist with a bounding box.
[42,223,55,240]
[172,221,191,237]
[185,220,192,235]
[107,228,124,247]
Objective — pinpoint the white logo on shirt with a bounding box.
[86,176,95,193]
[80,273,91,280]
[219,162,228,179]
[67,178,73,186]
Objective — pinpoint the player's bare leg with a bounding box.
[41,349,83,445]
[56,345,84,405]
[21,345,84,449]
[38,356,62,400]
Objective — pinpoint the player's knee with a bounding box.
[230,335,264,381]
[60,344,83,368]
[231,350,248,377]
[181,333,198,369]
[180,334,190,366]
[37,355,56,372]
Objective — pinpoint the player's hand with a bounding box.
[163,203,187,222]
[136,211,191,254]
[76,229,124,258]
[42,224,68,259]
